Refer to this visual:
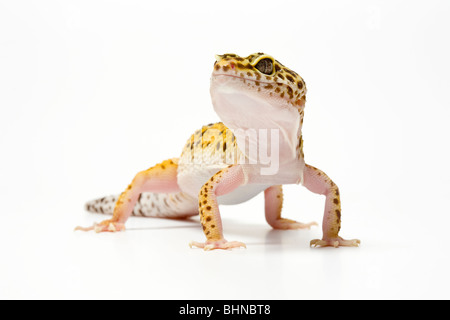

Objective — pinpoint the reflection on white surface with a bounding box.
[1,204,449,299]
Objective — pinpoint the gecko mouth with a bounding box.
[211,73,305,105]
[211,73,277,86]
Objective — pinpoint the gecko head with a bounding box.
[210,53,306,130]
[210,53,306,109]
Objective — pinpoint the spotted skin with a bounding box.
[214,53,306,107]
[189,165,247,250]
[303,164,359,247]
[264,185,317,230]
[77,52,359,249]
[85,192,196,219]
[76,158,197,232]
[180,122,244,166]
[211,53,307,162]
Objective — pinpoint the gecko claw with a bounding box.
[270,219,318,230]
[189,239,246,251]
[74,224,95,232]
[310,237,360,248]
[74,221,125,233]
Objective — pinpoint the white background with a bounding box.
[1,0,449,299]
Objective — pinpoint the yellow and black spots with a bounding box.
[297,134,304,160]
[181,122,242,166]
[144,158,178,174]
[327,183,342,236]
[213,53,307,107]
[307,163,359,247]
[197,165,239,241]
[305,164,342,238]
[198,170,224,241]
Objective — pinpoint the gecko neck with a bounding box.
[213,95,303,164]
[226,106,303,164]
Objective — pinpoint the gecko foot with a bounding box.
[74,220,125,233]
[189,239,247,251]
[270,218,318,230]
[310,236,360,248]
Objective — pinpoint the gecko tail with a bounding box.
[84,192,198,219]
[85,195,117,215]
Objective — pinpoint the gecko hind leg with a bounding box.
[75,158,183,233]
[265,185,318,230]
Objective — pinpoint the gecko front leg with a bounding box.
[303,164,360,248]
[189,165,247,251]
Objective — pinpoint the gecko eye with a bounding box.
[254,58,274,75]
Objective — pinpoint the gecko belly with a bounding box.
[217,183,270,205]
[177,162,270,205]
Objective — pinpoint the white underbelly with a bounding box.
[177,162,270,204]
[217,183,270,205]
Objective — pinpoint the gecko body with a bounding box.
[78,53,360,250]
